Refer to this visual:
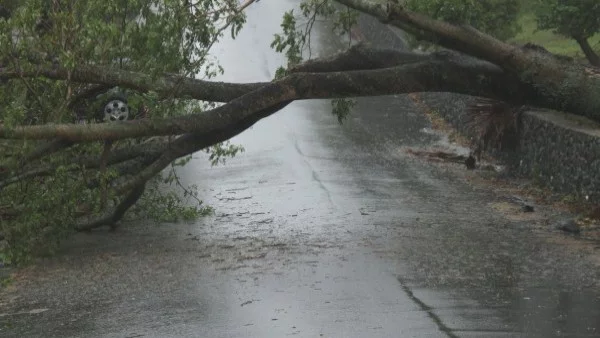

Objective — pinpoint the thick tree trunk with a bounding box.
[335,0,600,123]
[574,36,600,67]
[0,50,533,142]
[3,1,598,134]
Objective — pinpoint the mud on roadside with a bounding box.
[404,93,600,244]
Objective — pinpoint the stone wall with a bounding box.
[355,14,600,202]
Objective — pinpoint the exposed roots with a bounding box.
[465,98,522,159]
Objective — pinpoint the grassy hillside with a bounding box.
[364,0,600,60]
[510,13,600,59]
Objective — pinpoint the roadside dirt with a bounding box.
[405,93,600,250]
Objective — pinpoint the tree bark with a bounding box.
[574,36,600,67]
[0,50,532,142]
[21,139,73,164]
[0,65,268,103]
[334,0,600,123]
[114,102,291,194]
[75,183,146,231]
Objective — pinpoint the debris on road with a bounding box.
[405,148,470,164]
[504,195,535,213]
[555,219,581,234]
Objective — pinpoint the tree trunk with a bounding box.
[0,52,532,142]
[574,36,600,67]
[335,0,600,123]
[75,183,146,231]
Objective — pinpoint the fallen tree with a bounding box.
[0,0,599,262]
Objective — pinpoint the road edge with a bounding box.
[353,14,600,205]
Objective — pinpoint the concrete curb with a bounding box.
[354,14,600,203]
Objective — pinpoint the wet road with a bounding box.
[2,1,600,337]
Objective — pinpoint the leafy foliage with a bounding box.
[0,0,249,264]
[206,141,245,166]
[130,168,214,224]
[271,10,305,67]
[0,158,96,263]
[271,0,359,67]
[405,0,522,41]
[271,0,359,121]
[0,0,246,124]
[331,98,356,124]
[534,0,600,40]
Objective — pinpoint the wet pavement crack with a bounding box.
[396,277,459,338]
[240,299,260,307]
[217,196,253,201]
[254,218,274,224]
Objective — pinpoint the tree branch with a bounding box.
[0,54,530,142]
[67,84,113,109]
[0,65,268,103]
[0,167,51,189]
[0,138,73,174]
[21,139,73,164]
[334,0,600,122]
[75,183,146,231]
[290,43,432,72]
[574,36,600,67]
[334,0,524,68]
[114,101,291,194]
[0,142,166,190]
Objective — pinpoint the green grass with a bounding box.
[0,275,12,289]
[367,0,600,60]
[510,13,600,59]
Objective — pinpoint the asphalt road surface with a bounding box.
[1,1,600,337]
